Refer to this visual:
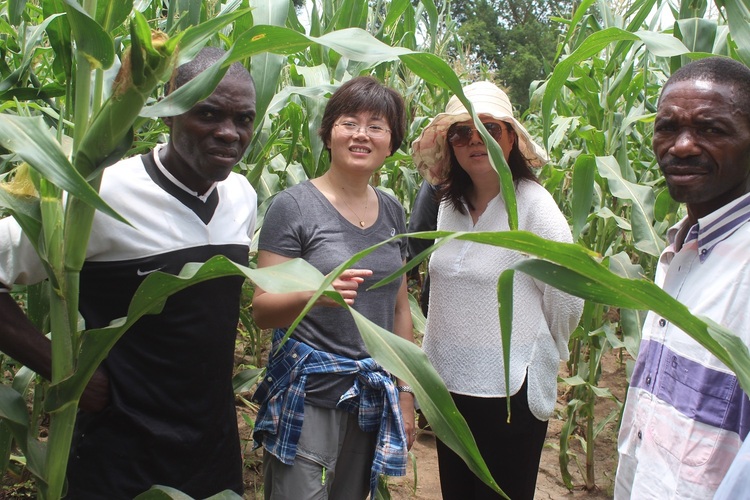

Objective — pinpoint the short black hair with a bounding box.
[165,46,254,95]
[318,76,406,155]
[662,57,750,118]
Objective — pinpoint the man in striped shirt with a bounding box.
[615,56,750,498]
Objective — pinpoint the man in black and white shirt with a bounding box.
[0,47,257,498]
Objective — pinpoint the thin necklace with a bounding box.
[326,176,369,227]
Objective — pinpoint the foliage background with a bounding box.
[1,0,750,498]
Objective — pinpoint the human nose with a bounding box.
[351,125,369,138]
[468,128,484,145]
[215,119,240,142]
[669,129,701,157]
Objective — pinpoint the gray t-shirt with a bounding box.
[259,180,407,407]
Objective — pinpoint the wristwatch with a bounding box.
[396,385,415,395]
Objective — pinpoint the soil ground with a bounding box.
[238,349,627,499]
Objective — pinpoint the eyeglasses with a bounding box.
[334,121,391,139]
[447,122,505,147]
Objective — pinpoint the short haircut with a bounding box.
[661,57,750,118]
[165,46,254,95]
[318,76,406,155]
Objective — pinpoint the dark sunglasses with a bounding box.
[447,122,505,147]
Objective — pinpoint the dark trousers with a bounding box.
[436,380,548,500]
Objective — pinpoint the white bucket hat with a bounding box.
[411,81,548,185]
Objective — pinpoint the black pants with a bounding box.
[436,380,548,500]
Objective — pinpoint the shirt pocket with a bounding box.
[650,353,735,467]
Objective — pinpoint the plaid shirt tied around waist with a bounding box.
[252,329,408,497]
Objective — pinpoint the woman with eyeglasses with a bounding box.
[411,81,583,499]
[252,76,415,500]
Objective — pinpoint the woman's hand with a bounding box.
[320,268,373,306]
[253,252,373,328]
[399,391,416,450]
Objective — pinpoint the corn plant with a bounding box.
[3,1,750,498]
[533,0,750,489]
[0,1,517,497]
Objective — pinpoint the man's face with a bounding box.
[163,75,256,195]
[653,79,750,221]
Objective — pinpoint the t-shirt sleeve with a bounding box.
[258,190,305,258]
[398,204,408,261]
[380,190,409,261]
[0,216,47,288]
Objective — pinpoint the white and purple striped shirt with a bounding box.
[615,192,750,499]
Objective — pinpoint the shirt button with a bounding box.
[638,430,642,439]
[659,318,666,327]
[291,353,298,359]
[266,377,273,382]
[646,376,651,385]
[700,248,707,255]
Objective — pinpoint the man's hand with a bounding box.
[79,368,110,413]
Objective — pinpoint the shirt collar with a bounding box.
[152,144,217,202]
[668,191,750,262]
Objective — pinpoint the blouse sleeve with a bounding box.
[521,182,584,359]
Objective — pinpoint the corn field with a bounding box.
[1,0,750,498]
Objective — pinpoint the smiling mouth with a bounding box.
[350,146,371,153]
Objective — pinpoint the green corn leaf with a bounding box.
[95,0,133,33]
[571,154,596,240]
[0,115,127,224]
[596,156,664,256]
[62,0,115,70]
[8,0,26,26]
[719,0,750,65]
[45,257,332,410]
[349,307,507,498]
[0,385,47,481]
[134,485,242,499]
[498,269,514,422]
[44,254,506,496]
[335,0,368,31]
[0,187,42,250]
[249,0,288,129]
[0,13,65,93]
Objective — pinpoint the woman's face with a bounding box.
[449,116,515,176]
[327,111,393,175]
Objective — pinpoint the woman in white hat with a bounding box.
[411,81,582,499]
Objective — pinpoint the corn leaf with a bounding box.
[0,385,47,481]
[596,156,664,256]
[571,154,596,240]
[719,0,750,65]
[0,115,127,224]
[43,254,504,495]
[349,308,506,497]
[0,13,64,93]
[134,485,242,499]
[377,230,750,396]
[0,188,42,248]
[249,0,288,129]
[62,0,114,70]
[45,257,332,410]
[95,0,133,33]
